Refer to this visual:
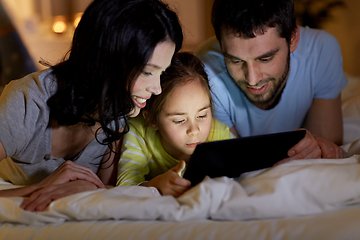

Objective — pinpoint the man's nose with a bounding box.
[244,62,262,86]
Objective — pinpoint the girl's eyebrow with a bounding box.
[165,105,211,117]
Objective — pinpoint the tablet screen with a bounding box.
[183,130,306,186]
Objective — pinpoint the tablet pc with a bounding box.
[182,129,306,186]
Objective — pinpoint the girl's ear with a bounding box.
[142,110,159,130]
[150,122,159,131]
[142,110,149,118]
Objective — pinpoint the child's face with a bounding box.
[154,79,212,161]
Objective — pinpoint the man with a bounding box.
[196,0,347,160]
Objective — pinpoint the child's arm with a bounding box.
[141,160,191,198]
[116,127,150,186]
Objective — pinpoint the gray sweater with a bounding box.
[0,70,115,185]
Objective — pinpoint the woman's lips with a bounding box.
[133,96,148,108]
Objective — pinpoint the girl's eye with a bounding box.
[173,119,185,125]
[198,114,208,119]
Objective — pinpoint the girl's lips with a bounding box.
[186,142,200,148]
[247,82,269,95]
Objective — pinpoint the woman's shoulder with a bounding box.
[2,69,56,100]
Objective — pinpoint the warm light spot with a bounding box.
[73,13,83,28]
[52,16,67,34]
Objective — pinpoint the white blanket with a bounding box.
[1,154,360,225]
[1,75,359,226]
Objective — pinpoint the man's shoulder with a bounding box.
[195,36,227,76]
[297,26,339,54]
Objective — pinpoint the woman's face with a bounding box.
[129,40,176,118]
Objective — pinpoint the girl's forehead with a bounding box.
[160,80,211,115]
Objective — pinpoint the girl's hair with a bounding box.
[144,52,212,128]
[46,0,183,146]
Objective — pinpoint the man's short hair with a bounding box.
[212,0,297,44]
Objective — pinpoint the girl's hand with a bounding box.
[143,161,191,197]
[37,160,105,189]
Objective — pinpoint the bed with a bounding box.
[0,75,359,240]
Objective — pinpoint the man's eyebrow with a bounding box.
[223,52,242,61]
[223,48,280,61]
[256,48,279,59]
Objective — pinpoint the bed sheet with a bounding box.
[1,205,360,240]
[0,76,359,239]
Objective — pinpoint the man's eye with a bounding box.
[228,58,242,64]
[259,57,273,62]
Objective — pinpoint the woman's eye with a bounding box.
[142,71,153,76]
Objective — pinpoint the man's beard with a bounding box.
[236,53,290,110]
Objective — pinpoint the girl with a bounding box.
[117,52,233,197]
[0,0,183,211]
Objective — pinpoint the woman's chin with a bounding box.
[128,107,141,118]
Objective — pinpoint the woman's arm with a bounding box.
[0,160,105,207]
[97,140,121,187]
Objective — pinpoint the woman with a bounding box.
[0,0,183,211]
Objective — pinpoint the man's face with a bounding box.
[221,27,292,110]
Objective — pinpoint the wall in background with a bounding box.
[322,0,360,76]
[2,0,360,76]
[166,0,360,76]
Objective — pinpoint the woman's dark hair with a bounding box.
[144,52,212,128]
[212,0,297,45]
[47,0,183,146]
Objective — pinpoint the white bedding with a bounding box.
[0,75,359,239]
[1,154,360,226]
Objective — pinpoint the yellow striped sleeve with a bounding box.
[116,118,150,186]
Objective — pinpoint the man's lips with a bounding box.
[247,82,269,95]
